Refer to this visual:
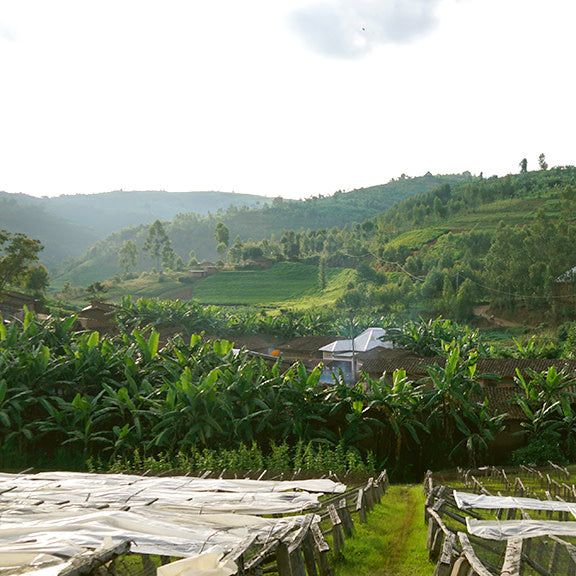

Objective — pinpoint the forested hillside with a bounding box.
[58,165,576,325]
[53,173,471,285]
[2,173,467,273]
[0,190,265,266]
[0,194,100,267]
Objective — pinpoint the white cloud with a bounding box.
[0,23,16,42]
[288,0,443,58]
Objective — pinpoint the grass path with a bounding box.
[334,485,434,576]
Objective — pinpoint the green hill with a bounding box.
[53,173,471,286]
[0,194,100,268]
[0,190,266,269]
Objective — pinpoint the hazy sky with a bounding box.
[1,0,574,199]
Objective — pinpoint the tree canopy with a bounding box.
[0,230,43,293]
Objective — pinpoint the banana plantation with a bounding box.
[1,302,576,480]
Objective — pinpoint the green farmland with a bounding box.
[192,262,357,308]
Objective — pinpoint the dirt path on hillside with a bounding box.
[474,305,521,327]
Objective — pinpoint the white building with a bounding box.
[318,327,394,383]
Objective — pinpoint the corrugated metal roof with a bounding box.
[319,327,393,354]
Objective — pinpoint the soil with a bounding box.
[473,305,522,328]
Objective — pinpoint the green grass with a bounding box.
[51,263,356,310]
[444,196,563,233]
[385,227,449,250]
[192,262,356,308]
[334,485,434,576]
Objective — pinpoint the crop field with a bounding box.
[192,262,356,308]
[444,196,563,233]
[384,227,449,250]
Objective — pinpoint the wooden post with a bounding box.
[457,533,493,576]
[289,546,307,576]
[338,498,355,537]
[450,554,472,576]
[426,512,437,549]
[276,541,292,576]
[500,537,522,576]
[59,541,131,576]
[545,490,554,519]
[433,531,455,576]
[328,504,345,556]
[428,523,443,564]
[311,521,332,576]
[222,534,257,576]
[548,540,560,575]
[364,478,375,511]
[356,488,367,524]
[245,523,296,573]
[301,530,319,576]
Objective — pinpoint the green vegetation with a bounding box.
[42,166,576,329]
[383,227,449,251]
[334,485,432,576]
[2,307,575,477]
[193,263,356,308]
[93,441,376,476]
[0,230,44,293]
[46,172,469,286]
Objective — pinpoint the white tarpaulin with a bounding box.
[0,472,345,514]
[157,552,237,576]
[0,471,344,574]
[0,507,309,558]
[467,517,576,540]
[0,471,346,495]
[454,491,576,515]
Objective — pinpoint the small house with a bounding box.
[77,301,118,332]
[318,327,394,383]
[0,290,41,320]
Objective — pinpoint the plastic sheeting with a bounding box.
[157,552,237,576]
[454,491,576,515]
[0,507,310,558]
[467,517,576,540]
[0,471,345,514]
[0,471,346,495]
[0,471,343,574]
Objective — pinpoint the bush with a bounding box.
[511,438,566,466]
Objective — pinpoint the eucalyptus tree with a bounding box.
[118,240,139,276]
[143,220,173,270]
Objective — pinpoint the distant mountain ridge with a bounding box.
[37,190,268,235]
[1,173,472,282]
[0,189,267,267]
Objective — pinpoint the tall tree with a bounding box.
[318,254,327,290]
[0,230,43,293]
[538,153,548,171]
[214,223,230,248]
[214,223,230,262]
[118,240,139,276]
[143,220,172,270]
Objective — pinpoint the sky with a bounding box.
[1,0,575,200]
